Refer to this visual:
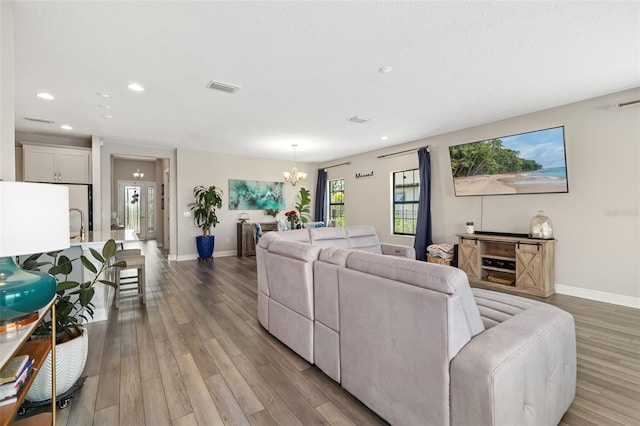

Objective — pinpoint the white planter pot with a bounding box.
[26,327,89,402]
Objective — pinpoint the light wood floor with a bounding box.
[20,241,640,425]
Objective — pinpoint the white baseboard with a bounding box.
[175,250,237,262]
[555,284,640,309]
[176,254,198,261]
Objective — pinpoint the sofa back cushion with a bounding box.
[309,227,350,248]
[345,225,383,254]
[315,247,351,331]
[265,225,387,254]
[274,228,311,243]
[338,266,453,425]
[318,246,351,266]
[265,240,321,320]
[346,251,485,345]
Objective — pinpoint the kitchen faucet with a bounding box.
[69,208,86,241]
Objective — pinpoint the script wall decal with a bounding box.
[355,170,375,180]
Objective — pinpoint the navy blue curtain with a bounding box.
[413,148,432,260]
[314,169,328,223]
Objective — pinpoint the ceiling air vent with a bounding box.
[206,80,240,94]
[24,117,55,124]
[348,115,370,124]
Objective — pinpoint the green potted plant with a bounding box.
[264,208,280,222]
[295,187,312,226]
[20,239,124,403]
[188,185,223,261]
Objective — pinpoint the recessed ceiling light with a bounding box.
[60,124,72,130]
[101,114,113,119]
[381,136,389,140]
[96,91,110,98]
[128,83,144,92]
[99,104,112,109]
[378,66,393,74]
[36,92,54,100]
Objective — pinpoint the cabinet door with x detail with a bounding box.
[515,242,547,291]
[458,238,480,281]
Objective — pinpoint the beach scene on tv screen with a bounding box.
[450,126,568,196]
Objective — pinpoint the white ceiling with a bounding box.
[11,1,640,163]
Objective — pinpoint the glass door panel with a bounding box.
[146,185,156,239]
[125,185,141,233]
[118,181,156,240]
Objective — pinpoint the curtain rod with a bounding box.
[378,145,430,159]
[616,99,640,108]
[322,161,351,170]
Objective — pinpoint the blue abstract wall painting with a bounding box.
[228,179,286,210]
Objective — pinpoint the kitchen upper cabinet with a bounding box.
[23,144,91,184]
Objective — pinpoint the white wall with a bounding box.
[321,88,640,305]
[111,157,162,242]
[112,158,156,183]
[99,139,177,255]
[15,131,91,148]
[0,2,15,181]
[176,149,316,260]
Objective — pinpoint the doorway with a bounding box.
[117,180,156,240]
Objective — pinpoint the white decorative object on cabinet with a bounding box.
[22,143,91,184]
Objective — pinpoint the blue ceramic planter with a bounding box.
[196,235,215,260]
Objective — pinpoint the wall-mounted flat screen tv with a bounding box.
[449,126,569,197]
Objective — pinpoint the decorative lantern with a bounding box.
[529,210,553,239]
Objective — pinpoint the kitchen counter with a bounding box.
[67,229,139,322]
[69,229,138,246]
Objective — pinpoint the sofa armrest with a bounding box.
[380,243,415,258]
[450,304,576,426]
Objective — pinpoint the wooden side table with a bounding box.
[0,299,56,426]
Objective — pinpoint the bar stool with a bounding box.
[114,250,145,308]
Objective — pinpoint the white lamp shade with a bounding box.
[0,182,70,256]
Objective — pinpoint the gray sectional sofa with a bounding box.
[256,225,576,426]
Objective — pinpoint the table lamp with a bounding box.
[0,182,70,326]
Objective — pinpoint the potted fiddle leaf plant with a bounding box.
[295,187,312,226]
[188,185,223,261]
[20,239,125,403]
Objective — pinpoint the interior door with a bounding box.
[118,180,156,240]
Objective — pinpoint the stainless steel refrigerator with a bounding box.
[59,183,93,237]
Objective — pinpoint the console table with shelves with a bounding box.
[237,222,279,257]
[457,233,555,297]
[0,299,56,426]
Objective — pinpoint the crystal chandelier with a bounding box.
[283,144,307,186]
